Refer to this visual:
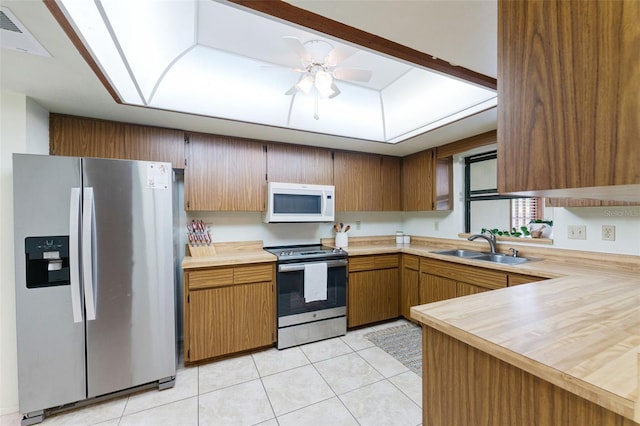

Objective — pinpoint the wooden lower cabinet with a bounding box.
[423,326,638,426]
[508,273,542,286]
[400,255,420,322]
[184,263,275,363]
[348,254,399,327]
[419,258,507,304]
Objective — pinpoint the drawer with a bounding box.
[402,254,420,271]
[421,258,507,290]
[234,263,273,284]
[349,256,376,272]
[188,268,234,290]
[374,254,399,269]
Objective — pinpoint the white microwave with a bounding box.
[264,182,335,223]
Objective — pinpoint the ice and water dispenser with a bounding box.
[24,236,70,288]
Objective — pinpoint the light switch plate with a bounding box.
[602,225,615,241]
[568,225,587,240]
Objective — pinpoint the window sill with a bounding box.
[458,233,553,245]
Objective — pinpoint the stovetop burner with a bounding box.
[265,244,346,261]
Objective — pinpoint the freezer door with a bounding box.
[82,158,175,397]
[12,154,86,414]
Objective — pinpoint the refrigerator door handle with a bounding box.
[69,187,83,323]
[82,187,97,321]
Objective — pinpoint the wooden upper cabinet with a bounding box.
[402,149,435,211]
[381,156,401,211]
[185,133,266,211]
[266,143,333,185]
[497,0,640,198]
[333,151,381,211]
[49,114,185,168]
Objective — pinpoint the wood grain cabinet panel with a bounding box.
[50,114,185,168]
[497,0,640,198]
[507,273,542,287]
[400,255,420,321]
[185,133,266,211]
[402,149,435,211]
[266,143,333,185]
[184,263,276,363]
[423,327,638,426]
[334,151,382,212]
[419,258,508,305]
[381,156,402,211]
[347,254,400,328]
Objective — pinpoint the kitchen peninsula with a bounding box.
[408,252,639,425]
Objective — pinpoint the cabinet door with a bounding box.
[507,273,541,287]
[400,255,420,321]
[498,0,640,195]
[50,114,184,168]
[419,273,457,304]
[381,156,401,211]
[348,268,399,328]
[334,151,382,211]
[185,133,266,211]
[187,281,274,361]
[456,282,490,297]
[266,143,333,185]
[402,149,435,211]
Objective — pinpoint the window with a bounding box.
[465,151,543,233]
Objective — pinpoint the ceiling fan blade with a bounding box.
[282,36,311,63]
[260,65,306,73]
[333,68,372,82]
[326,47,356,67]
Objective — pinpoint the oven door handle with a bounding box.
[279,259,347,272]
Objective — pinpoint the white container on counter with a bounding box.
[395,231,404,244]
[403,235,410,244]
[335,232,348,248]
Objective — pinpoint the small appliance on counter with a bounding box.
[264,244,347,349]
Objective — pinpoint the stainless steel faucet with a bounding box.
[467,230,497,253]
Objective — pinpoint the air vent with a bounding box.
[1,6,51,57]
[1,10,22,33]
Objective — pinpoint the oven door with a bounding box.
[276,259,347,318]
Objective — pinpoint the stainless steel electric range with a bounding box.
[264,245,347,349]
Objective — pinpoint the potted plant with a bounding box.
[529,219,553,238]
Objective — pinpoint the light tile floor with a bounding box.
[1,319,421,426]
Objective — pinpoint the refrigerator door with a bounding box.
[12,154,86,414]
[82,158,175,397]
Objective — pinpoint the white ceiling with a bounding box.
[0,0,497,156]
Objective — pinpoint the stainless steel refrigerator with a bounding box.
[13,154,176,425]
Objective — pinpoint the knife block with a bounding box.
[187,244,216,257]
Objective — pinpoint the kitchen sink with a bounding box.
[432,249,487,258]
[432,249,535,265]
[472,253,532,265]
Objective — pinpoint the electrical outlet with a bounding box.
[355,220,361,230]
[568,225,587,240]
[602,225,615,241]
[434,221,440,231]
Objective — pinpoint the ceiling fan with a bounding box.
[281,36,373,101]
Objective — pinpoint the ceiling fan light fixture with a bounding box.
[295,75,314,94]
[314,69,333,90]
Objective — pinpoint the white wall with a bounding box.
[1,91,49,415]
[187,208,403,247]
